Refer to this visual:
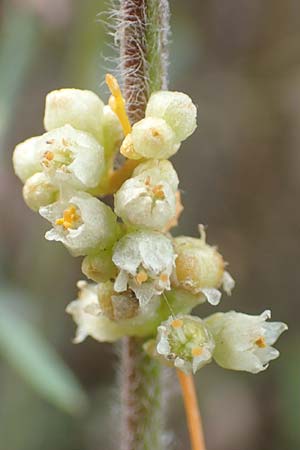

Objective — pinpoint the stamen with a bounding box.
[192,347,203,357]
[255,336,267,348]
[105,73,132,136]
[144,176,151,186]
[135,270,148,285]
[160,273,169,283]
[152,184,165,200]
[55,205,80,230]
[171,319,183,329]
[44,151,54,161]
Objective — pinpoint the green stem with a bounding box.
[118,0,170,448]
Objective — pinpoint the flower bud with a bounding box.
[156,315,215,374]
[172,226,235,305]
[97,282,139,321]
[129,117,180,159]
[23,172,58,211]
[114,175,176,230]
[13,136,43,183]
[112,230,176,306]
[39,124,105,189]
[44,88,104,142]
[40,191,119,256]
[81,249,117,283]
[132,159,179,192]
[146,90,197,142]
[205,310,287,374]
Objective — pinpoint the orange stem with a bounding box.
[177,370,206,450]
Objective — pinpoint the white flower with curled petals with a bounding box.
[39,125,105,190]
[114,174,176,230]
[44,88,104,142]
[40,191,119,256]
[112,230,176,307]
[205,310,287,373]
[156,314,215,374]
[132,159,179,192]
[146,90,197,142]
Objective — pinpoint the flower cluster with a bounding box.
[13,75,287,375]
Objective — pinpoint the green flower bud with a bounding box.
[23,172,58,211]
[205,310,287,374]
[132,159,179,192]
[156,314,215,374]
[112,230,176,306]
[146,90,197,142]
[40,191,119,257]
[82,249,117,283]
[39,125,105,190]
[114,174,176,230]
[130,117,180,159]
[13,136,43,183]
[172,226,235,305]
[44,88,104,142]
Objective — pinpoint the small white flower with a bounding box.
[205,310,288,374]
[40,191,119,256]
[66,281,125,343]
[122,117,180,160]
[146,90,197,142]
[13,136,44,183]
[172,226,234,305]
[44,88,104,142]
[156,314,215,374]
[114,174,176,230]
[112,230,176,307]
[39,124,105,189]
[23,172,58,211]
[132,159,179,192]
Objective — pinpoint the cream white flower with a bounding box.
[146,90,197,142]
[114,175,176,230]
[13,136,44,183]
[112,230,176,307]
[132,159,179,192]
[66,281,125,343]
[121,117,180,160]
[172,226,234,305]
[23,172,58,211]
[44,88,104,142]
[40,191,119,256]
[101,105,123,161]
[205,310,288,373]
[156,314,215,374]
[66,281,164,343]
[39,125,105,190]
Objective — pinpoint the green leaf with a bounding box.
[0,301,88,416]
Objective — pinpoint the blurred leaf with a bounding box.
[0,300,88,416]
[0,3,39,152]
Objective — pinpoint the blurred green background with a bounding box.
[0,0,298,449]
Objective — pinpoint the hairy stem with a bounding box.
[118,0,170,448]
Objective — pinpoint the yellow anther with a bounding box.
[144,176,151,186]
[105,73,132,136]
[160,273,169,283]
[135,270,148,285]
[255,336,267,348]
[55,205,79,230]
[192,347,203,357]
[44,151,54,161]
[171,319,183,329]
[152,184,165,200]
